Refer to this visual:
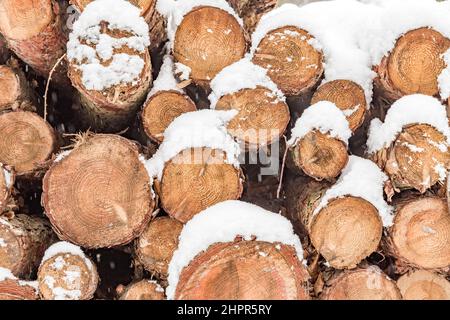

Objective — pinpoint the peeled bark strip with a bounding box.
[0,64,35,111]
[0,279,38,300]
[118,280,165,300]
[252,26,323,96]
[175,240,310,300]
[159,147,243,223]
[296,181,383,269]
[372,124,450,193]
[215,87,290,148]
[227,0,276,34]
[397,270,450,300]
[289,130,349,181]
[42,134,155,248]
[135,216,183,279]
[321,267,402,300]
[0,111,57,176]
[387,196,450,270]
[311,80,367,132]
[0,215,54,278]
[173,6,247,89]
[0,0,67,80]
[375,28,450,101]
[38,251,98,300]
[141,91,196,143]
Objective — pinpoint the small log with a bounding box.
[135,216,183,280]
[118,279,165,300]
[0,63,36,111]
[42,134,155,248]
[397,270,450,300]
[0,214,54,278]
[226,0,276,34]
[252,26,323,96]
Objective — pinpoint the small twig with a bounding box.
[276,135,289,199]
[44,53,66,121]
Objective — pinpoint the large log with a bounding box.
[397,270,450,300]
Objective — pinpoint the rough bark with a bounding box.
[227,0,277,34]
[0,62,36,112]
[118,279,165,300]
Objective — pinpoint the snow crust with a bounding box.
[42,241,94,272]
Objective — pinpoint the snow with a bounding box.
[0,238,6,247]
[54,150,72,163]
[287,101,352,146]
[166,200,304,300]
[42,241,94,272]
[0,267,38,291]
[367,94,450,154]
[313,156,393,227]
[144,110,240,180]
[156,0,243,49]
[67,0,150,91]
[438,49,450,100]
[174,62,191,81]
[208,57,285,109]
[148,279,165,293]
[2,167,12,189]
[148,55,183,97]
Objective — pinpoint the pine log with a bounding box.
[0,278,38,300]
[252,26,323,96]
[135,216,183,280]
[397,270,450,300]
[226,0,276,34]
[158,147,243,223]
[0,214,54,278]
[0,0,67,81]
[173,6,248,89]
[0,63,36,112]
[118,279,165,300]
[175,240,310,300]
[42,134,155,248]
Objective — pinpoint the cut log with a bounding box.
[175,240,310,300]
[0,214,54,278]
[397,270,450,300]
[0,64,35,111]
[0,0,67,80]
[311,80,367,132]
[67,1,153,132]
[0,111,57,177]
[0,35,9,64]
[173,6,248,89]
[118,279,165,300]
[226,0,276,34]
[215,87,290,148]
[42,134,155,248]
[37,242,98,300]
[159,147,243,223]
[375,28,450,102]
[141,91,196,144]
[296,181,383,269]
[252,26,323,96]
[371,124,450,193]
[386,196,450,270]
[0,269,38,300]
[135,216,183,280]
[321,267,402,300]
[289,130,349,181]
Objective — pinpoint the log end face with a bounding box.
[119,279,165,300]
[397,270,450,300]
[0,65,20,110]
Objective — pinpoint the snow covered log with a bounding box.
[168,201,310,300]
[209,59,289,149]
[226,0,276,34]
[37,241,98,300]
[321,267,402,300]
[145,110,244,223]
[42,134,155,248]
[0,111,57,177]
[368,95,450,194]
[117,279,165,300]
[0,215,54,278]
[0,0,67,81]
[171,2,248,89]
[67,0,152,132]
[375,28,450,103]
[135,216,183,280]
[287,102,351,181]
[294,156,393,269]
[385,196,450,272]
[141,56,196,144]
[397,270,450,300]
[0,63,36,112]
[0,268,38,300]
[70,0,166,51]
[0,35,10,64]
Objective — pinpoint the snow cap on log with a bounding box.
[367,94,450,154]
[314,156,393,227]
[144,109,240,180]
[288,101,351,147]
[208,57,284,108]
[0,267,38,299]
[67,0,150,91]
[166,200,304,300]
[148,55,183,97]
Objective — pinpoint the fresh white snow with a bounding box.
[42,241,94,272]
[148,55,183,97]
[287,101,352,146]
[166,200,304,300]
[0,267,39,291]
[2,167,12,189]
